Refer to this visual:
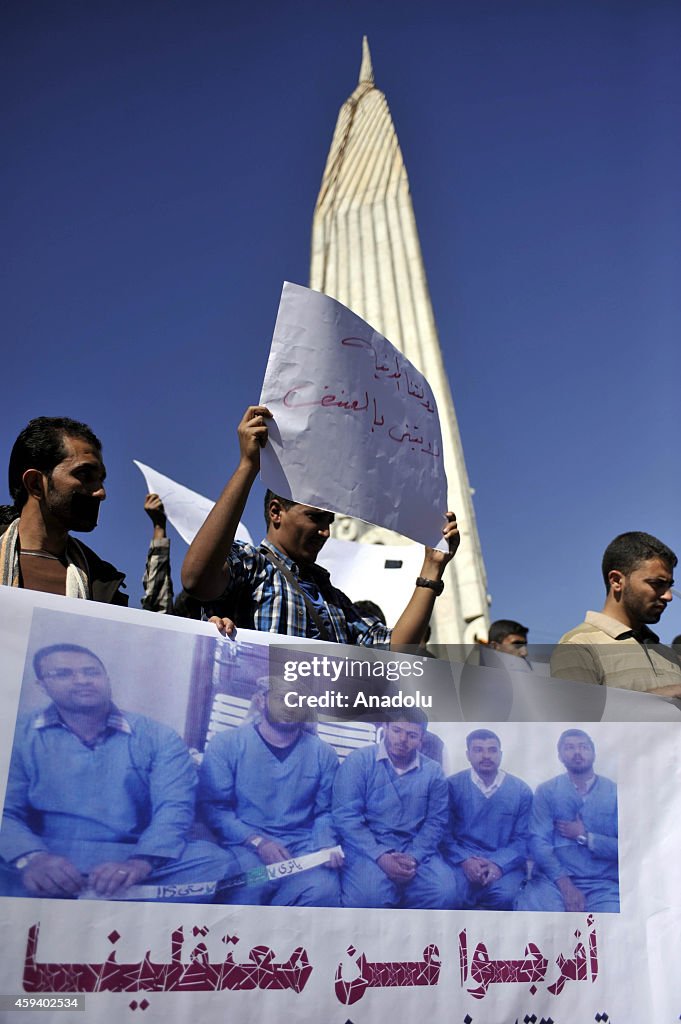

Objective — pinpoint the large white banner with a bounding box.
[1,587,680,1022]
[260,282,448,548]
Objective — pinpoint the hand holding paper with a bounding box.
[237,405,272,471]
[425,511,460,565]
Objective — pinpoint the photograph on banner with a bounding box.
[0,603,619,914]
[259,282,448,549]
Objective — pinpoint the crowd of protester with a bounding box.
[0,411,675,907]
[3,411,678,687]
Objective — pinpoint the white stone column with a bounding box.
[310,38,490,644]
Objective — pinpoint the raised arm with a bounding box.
[141,494,174,614]
[181,406,271,600]
[390,511,460,650]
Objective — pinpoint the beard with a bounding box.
[566,760,592,773]
[622,589,665,625]
[47,483,101,533]
[263,699,304,733]
[68,493,102,532]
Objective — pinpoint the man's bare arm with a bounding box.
[181,406,271,600]
[390,512,459,650]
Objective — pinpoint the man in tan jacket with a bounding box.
[551,531,681,695]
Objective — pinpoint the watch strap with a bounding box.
[415,576,444,596]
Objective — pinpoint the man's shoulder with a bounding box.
[224,540,272,584]
[418,752,444,779]
[298,729,339,760]
[10,710,43,744]
[558,619,603,645]
[339,742,377,771]
[122,710,183,744]
[502,771,532,796]
[558,612,630,646]
[534,773,566,796]
[205,721,255,755]
[231,540,262,558]
[74,538,127,605]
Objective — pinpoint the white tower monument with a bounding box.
[310,38,489,643]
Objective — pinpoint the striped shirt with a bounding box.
[551,610,681,692]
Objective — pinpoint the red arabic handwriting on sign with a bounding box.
[283,385,370,412]
[340,336,435,410]
[281,334,442,461]
[22,923,312,994]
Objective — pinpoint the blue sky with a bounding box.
[3,0,680,641]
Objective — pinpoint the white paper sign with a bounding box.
[133,460,252,546]
[317,538,424,628]
[259,283,448,548]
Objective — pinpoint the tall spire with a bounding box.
[310,41,490,644]
[358,35,374,85]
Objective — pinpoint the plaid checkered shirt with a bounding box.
[215,540,391,647]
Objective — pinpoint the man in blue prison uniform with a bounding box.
[444,729,532,910]
[198,682,342,907]
[0,644,230,901]
[516,729,619,913]
[332,710,456,909]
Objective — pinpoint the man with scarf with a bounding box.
[0,417,126,604]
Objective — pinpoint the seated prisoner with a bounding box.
[332,710,456,909]
[443,729,531,910]
[516,729,619,913]
[0,644,229,901]
[198,681,342,907]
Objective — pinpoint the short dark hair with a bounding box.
[488,619,528,645]
[601,532,677,592]
[8,417,102,512]
[33,643,106,680]
[557,728,594,753]
[354,600,387,625]
[385,707,428,730]
[263,488,297,528]
[466,728,501,748]
[0,504,19,526]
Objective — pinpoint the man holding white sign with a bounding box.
[181,405,459,647]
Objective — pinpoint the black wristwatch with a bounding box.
[415,576,444,596]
